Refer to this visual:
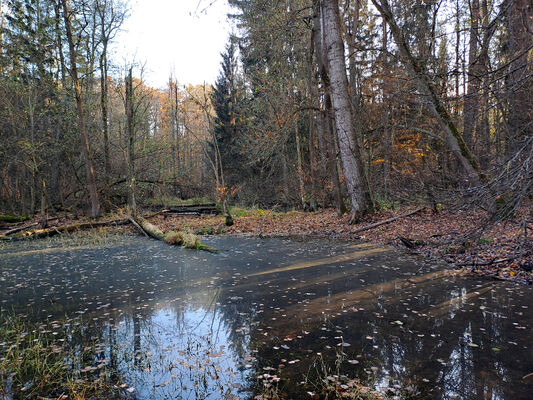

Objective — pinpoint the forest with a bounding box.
[0,1,532,399]
[0,0,530,222]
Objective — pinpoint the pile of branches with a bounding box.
[470,136,532,221]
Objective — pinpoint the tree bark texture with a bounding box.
[321,0,371,219]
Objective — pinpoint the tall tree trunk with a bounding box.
[321,0,372,221]
[60,0,101,218]
[126,67,136,215]
[307,26,319,210]
[477,0,491,166]
[454,0,461,114]
[463,0,481,149]
[100,39,110,188]
[169,78,178,194]
[505,0,532,156]
[381,20,393,197]
[313,0,347,215]
[295,124,306,209]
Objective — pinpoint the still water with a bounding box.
[1,236,532,399]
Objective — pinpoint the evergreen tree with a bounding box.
[211,40,245,188]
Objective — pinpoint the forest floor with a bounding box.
[151,204,533,285]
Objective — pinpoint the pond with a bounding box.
[1,236,532,399]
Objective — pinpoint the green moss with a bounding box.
[0,215,30,223]
[164,230,218,252]
[164,231,185,245]
[182,232,200,249]
[195,227,214,235]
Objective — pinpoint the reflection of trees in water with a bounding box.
[4,238,533,399]
[225,263,532,400]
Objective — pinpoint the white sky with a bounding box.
[112,0,233,89]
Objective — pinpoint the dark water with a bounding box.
[1,236,532,399]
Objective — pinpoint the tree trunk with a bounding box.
[126,67,136,216]
[100,39,110,188]
[312,0,347,214]
[321,0,372,220]
[505,0,532,156]
[60,0,101,218]
[463,0,481,149]
[307,27,319,210]
[295,125,306,209]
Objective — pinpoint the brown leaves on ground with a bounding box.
[152,204,532,285]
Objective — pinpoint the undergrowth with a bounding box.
[0,315,124,399]
[0,228,129,253]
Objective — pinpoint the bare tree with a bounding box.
[60,0,101,218]
[371,0,481,184]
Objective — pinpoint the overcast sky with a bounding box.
[112,0,233,89]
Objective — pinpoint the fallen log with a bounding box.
[128,217,149,237]
[2,222,39,235]
[144,209,170,219]
[398,236,426,249]
[2,217,60,236]
[132,216,218,252]
[0,215,218,253]
[351,207,425,235]
[136,217,165,240]
[0,215,31,224]
[0,219,129,241]
[148,204,219,215]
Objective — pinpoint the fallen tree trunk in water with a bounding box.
[132,216,218,253]
[135,217,165,240]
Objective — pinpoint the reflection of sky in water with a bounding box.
[106,306,251,399]
[1,236,532,399]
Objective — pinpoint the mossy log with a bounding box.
[0,219,129,241]
[132,216,218,253]
[135,217,165,240]
[0,215,31,224]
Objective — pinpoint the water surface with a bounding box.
[1,236,532,399]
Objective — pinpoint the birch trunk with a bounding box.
[321,0,371,220]
[312,0,346,214]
